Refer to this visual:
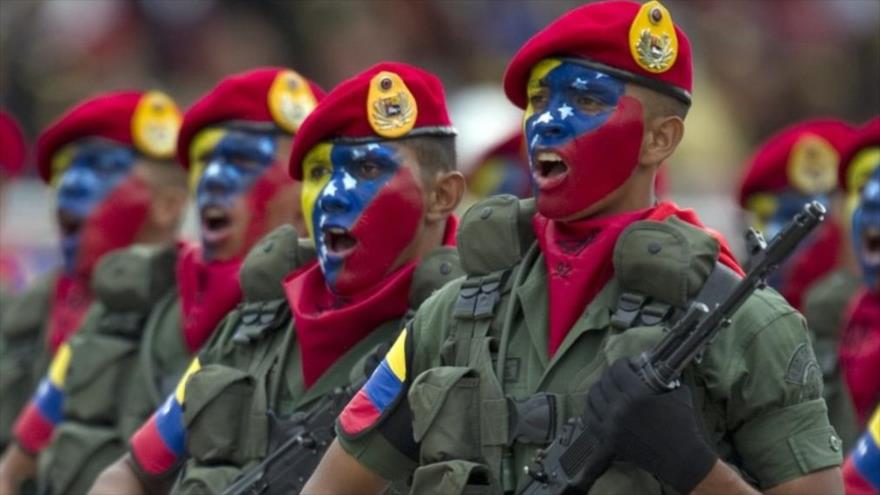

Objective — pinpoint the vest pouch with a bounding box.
[174,462,244,495]
[63,334,139,423]
[409,366,482,463]
[410,460,499,495]
[37,422,124,495]
[601,325,667,367]
[182,364,257,465]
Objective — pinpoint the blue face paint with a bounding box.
[55,143,137,273]
[852,166,880,290]
[195,129,277,212]
[312,142,403,290]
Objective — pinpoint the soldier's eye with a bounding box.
[356,162,382,180]
[309,166,328,181]
[529,90,548,111]
[576,95,605,114]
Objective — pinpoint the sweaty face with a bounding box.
[301,141,424,296]
[54,141,143,275]
[524,59,644,220]
[191,127,293,261]
[853,166,880,291]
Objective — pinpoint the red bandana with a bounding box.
[46,274,93,354]
[839,289,880,424]
[535,202,743,357]
[176,243,244,353]
[780,220,843,311]
[286,216,458,388]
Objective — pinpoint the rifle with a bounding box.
[221,379,363,495]
[519,201,826,495]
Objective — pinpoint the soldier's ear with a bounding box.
[425,170,465,223]
[639,114,683,168]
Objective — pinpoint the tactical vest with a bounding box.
[0,273,56,450]
[172,228,464,494]
[36,244,180,495]
[405,196,737,495]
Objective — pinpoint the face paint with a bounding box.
[852,166,880,291]
[54,142,138,275]
[524,59,643,220]
[193,127,292,261]
[301,141,424,296]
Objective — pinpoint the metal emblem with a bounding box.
[131,91,181,159]
[788,134,839,195]
[628,1,678,74]
[367,71,417,138]
[268,70,317,134]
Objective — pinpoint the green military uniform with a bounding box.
[338,196,843,494]
[803,270,861,450]
[0,273,58,450]
[33,243,181,494]
[139,226,462,494]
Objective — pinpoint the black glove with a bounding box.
[584,358,718,493]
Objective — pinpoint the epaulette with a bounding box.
[456,195,536,276]
[238,224,316,302]
[91,243,178,312]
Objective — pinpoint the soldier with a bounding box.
[306,2,843,494]
[89,62,465,494]
[0,91,188,492]
[738,118,857,311]
[466,130,531,200]
[0,68,326,495]
[0,111,29,295]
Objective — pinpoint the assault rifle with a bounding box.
[519,201,827,495]
[221,380,363,495]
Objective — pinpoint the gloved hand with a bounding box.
[584,358,718,493]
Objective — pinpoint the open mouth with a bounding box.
[322,226,358,257]
[200,206,233,244]
[533,150,569,190]
[57,211,83,237]
[862,226,880,266]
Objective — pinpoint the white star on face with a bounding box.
[532,111,554,128]
[323,181,337,196]
[367,143,379,150]
[342,172,357,190]
[558,103,573,120]
[573,77,589,90]
[352,149,366,160]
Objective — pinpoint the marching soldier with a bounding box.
[306,2,843,494]
[89,62,466,494]
[0,91,189,493]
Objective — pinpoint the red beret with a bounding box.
[504,0,692,109]
[289,62,455,180]
[177,67,326,170]
[738,118,856,206]
[838,116,880,193]
[36,91,182,183]
[0,111,27,178]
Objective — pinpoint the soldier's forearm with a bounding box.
[690,461,760,495]
[0,444,36,495]
[89,457,147,495]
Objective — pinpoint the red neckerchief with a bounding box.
[781,219,843,311]
[46,274,93,354]
[839,289,880,424]
[176,243,243,353]
[286,216,458,388]
[534,202,744,357]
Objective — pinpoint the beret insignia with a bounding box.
[629,1,678,74]
[367,71,417,138]
[268,70,318,134]
[788,134,839,195]
[131,91,181,159]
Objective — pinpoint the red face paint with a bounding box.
[76,173,152,277]
[334,165,424,296]
[537,96,644,220]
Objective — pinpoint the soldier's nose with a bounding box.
[199,161,237,195]
[318,187,351,214]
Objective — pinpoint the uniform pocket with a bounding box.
[64,334,138,423]
[409,366,481,463]
[174,463,244,495]
[410,460,499,495]
[182,364,257,466]
[38,422,124,495]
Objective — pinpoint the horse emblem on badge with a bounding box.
[629,1,678,74]
[131,91,182,159]
[268,70,317,134]
[367,71,417,138]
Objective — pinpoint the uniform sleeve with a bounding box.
[129,357,201,477]
[12,343,72,454]
[335,326,419,481]
[721,301,843,489]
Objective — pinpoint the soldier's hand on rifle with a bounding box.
[584,359,718,493]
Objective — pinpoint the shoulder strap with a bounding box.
[450,270,512,367]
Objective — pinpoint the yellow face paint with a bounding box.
[187,128,226,193]
[745,193,779,233]
[523,58,562,126]
[49,144,78,187]
[300,142,333,240]
[845,147,880,220]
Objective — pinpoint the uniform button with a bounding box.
[829,435,841,451]
[439,261,452,275]
[262,240,275,253]
[480,207,493,219]
[647,242,662,255]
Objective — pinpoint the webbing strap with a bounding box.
[451,271,508,367]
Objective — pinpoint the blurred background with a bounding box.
[1,0,879,288]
